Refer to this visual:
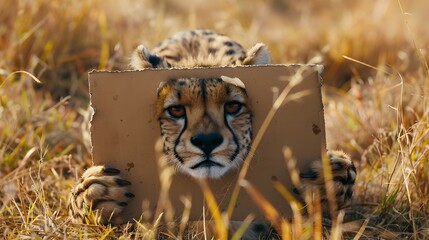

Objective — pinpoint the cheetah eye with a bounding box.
[166,105,186,118]
[224,101,243,115]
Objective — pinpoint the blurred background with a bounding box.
[0,0,428,238]
[1,0,427,103]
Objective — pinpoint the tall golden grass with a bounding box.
[0,0,428,239]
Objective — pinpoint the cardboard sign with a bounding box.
[89,65,326,222]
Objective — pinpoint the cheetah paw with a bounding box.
[68,166,134,225]
[298,150,357,211]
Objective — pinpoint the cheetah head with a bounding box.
[130,42,271,69]
[156,77,252,179]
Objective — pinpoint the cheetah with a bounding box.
[69,29,356,238]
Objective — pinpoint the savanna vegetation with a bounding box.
[0,0,428,239]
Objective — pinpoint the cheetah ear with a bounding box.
[221,76,245,89]
[243,43,271,65]
[130,45,168,70]
[157,81,166,92]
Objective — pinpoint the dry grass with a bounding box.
[1,0,428,239]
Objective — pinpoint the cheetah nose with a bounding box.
[191,132,223,155]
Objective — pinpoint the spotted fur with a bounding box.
[69,30,356,238]
[130,29,271,69]
[157,77,252,179]
[298,150,356,210]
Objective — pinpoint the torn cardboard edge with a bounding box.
[88,63,324,75]
[89,64,326,222]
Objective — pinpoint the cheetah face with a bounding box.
[156,77,252,179]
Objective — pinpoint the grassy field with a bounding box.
[0,0,428,239]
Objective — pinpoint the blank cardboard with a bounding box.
[89,65,326,222]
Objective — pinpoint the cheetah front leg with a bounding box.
[298,150,357,211]
[68,166,135,225]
